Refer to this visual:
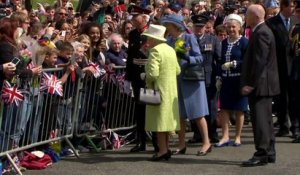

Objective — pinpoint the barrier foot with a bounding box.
[65,138,80,158]
[6,153,23,175]
[85,135,101,153]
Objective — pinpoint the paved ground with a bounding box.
[24,125,300,175]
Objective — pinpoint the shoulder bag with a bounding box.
[182,63,205,81]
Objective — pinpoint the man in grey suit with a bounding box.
[241,4,280,167]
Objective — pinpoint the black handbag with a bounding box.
[182,63,205,81]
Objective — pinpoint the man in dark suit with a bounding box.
[241,4,280,167]
[266,0,297,137]
[289,0,300,143]
[124,5,158,152]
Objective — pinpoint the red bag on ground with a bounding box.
[20,151,52,170]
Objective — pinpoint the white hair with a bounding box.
[155,0,164,5]
[142,14,150,23]
[72,41,84,50]
[107,33,124,47]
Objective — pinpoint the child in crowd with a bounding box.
[205,19,215,34]
[77,34,92,61]
[56,41,75,65]
[36,45,75,142]
[45,5,56,24]
[215,24,227,42]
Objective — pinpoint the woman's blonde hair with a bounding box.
[36,46,59,59]
[77,34,92,60]
[77,34,90,43]
[10,11,28,25]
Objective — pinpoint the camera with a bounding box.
[238,7,247,14]
[223,0,239,14]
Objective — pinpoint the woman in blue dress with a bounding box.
[215,14,248,147]
[161,14,211,156]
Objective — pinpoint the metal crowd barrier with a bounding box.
[0,66,137,174]
[74,66,136,152]
[0,68,80,175]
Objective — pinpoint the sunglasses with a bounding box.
[59,13,68,16]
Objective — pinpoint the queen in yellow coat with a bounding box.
[141,24,180,161]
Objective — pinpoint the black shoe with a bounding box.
[292,136,300,143]
[242,157,268,167]
[291,129,299,139]
[273,121,280,128]
[210,137,219,143]
[148,150,171,161]
[196,145,212,156]
[268,156,276,163]
[187,138,202,144]
[130,144,146,152]
[172,147,186,155]
[275,129,289,137]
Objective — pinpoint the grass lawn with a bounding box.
[30,0,79,10]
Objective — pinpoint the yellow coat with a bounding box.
[145,43,180,132]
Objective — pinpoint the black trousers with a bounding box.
[132,81,157,147]
[289,80,300,132]
[273,80,293,131]
[249,95,275,157]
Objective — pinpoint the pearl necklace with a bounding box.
[227,35,242,45]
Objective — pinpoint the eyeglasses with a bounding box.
[59,13,68,16]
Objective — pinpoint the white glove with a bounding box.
[140,73,146,80]
[216,79,222,92]
[124,80,132,94]
[221,60,236,71]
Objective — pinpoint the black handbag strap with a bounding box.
[143,76,158,93]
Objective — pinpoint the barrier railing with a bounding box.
[0,68,80,175]
[0,66,137,174]
[74,66,136,151]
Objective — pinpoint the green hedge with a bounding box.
[31,0,78,10]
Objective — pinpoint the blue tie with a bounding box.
[285,18,290,31]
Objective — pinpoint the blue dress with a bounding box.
[218,36,248,111]
[167,33,209,120]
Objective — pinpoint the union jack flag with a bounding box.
[115,73,125,93]
[40,73,63,96]
[1,81,24,106]
[88,62,106,78]
[26,62,34,70]
[101,65,116,83]
[111,132,121,149]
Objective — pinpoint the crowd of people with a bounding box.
[0,0,300,172]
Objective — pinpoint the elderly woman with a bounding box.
[215,14,248,147]
[161,14,212,156]
[105,33,127,66]
[141,24,181,161]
